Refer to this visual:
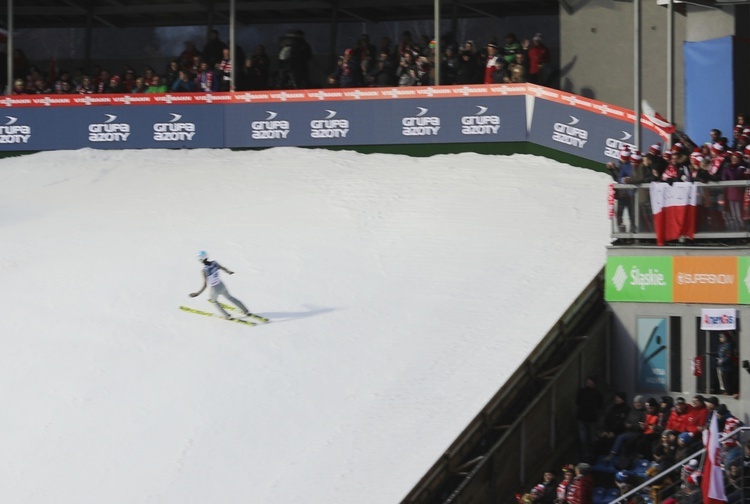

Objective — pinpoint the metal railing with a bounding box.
[611,180,750,242]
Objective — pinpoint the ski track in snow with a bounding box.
[0,147,611,503]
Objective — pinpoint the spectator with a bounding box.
[179,41,202,72]
[237,56,262,91]
[526,33,550,85]
[576,376,604,463]
[685,395,709,434]
[11,78,27,95]
[53,70,74,94]
[666,396,693,434]
[441,45,459,85]
[675,432,699,462]
[96,69,112,93]
[718,404,743,468]
[371,49,396,87]
[415,58,433,86]
[717,332,738,394]
[164,60,181,89]
[329,48,362,88]
[637,397,660,458]
[145,75,167,93]
[31,78,51,94]
[652,430,677,473]
[455,50,480,84]
[484,42,501,84]
[491,58,509,84]
[357,33,377,64]
[121,69,137,92]
[538,469,558,504]
[172,69,196,92]
[596,391,630,456]
[131,76,148,94]
[108,75,124,94]
[503,33,523,64]
[722,153,746,231]
[606,395,647,462]
[143,66,156,87]
[556,465,575,504]
[508,52,529,83]
[396,51,418,86]
[566,463,594,504]
[195,61,219,92]
[217,47,233,91]
[608,148,633,232]
[203,29,228,68]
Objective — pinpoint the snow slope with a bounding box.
[0,147,611,503]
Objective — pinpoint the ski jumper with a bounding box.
[204,261,249,317]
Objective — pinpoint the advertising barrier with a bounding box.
[0,84,669,159]
[606,255,750,305]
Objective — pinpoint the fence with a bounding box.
[611,180,750,243]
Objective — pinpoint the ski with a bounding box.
[208,300,270,323]
[179,305,256,326]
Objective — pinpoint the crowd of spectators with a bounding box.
[6,27,552,96]
[608,114,750,237]
[514,375,747,504]
[326,30,550,88]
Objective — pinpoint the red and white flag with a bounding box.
[650,182,697,245]
[642,100,676,135]
[702,412,727,504]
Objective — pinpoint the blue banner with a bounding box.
[528,98,663,165]
[684,36,734,146]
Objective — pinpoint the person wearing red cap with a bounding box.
[484,42,501,84]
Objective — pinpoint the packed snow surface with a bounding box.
[0,147,611,503]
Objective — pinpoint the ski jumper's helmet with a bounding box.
[197,250,208,262]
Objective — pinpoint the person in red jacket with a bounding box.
[525,33,550,85]
[567,463,594,504]
[666,397,693,433]
[684,395,709,434]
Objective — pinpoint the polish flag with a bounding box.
[702,413,727,504]
[642,100,676,135]
[650,182,697,245]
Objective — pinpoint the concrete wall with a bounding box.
[559,0,745,132]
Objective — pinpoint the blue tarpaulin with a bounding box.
[684,36,734,145]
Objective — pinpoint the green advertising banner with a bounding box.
[605,256,673,302]
[739,256,750,305]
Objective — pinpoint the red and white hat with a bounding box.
[648,143,662,156]
[712,142,725,153]
[630,150,642,163]
[619,147,631,161]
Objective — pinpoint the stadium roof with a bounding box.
[9,0,560,29]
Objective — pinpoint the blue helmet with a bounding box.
[197,250,208,262]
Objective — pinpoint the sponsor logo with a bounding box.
[402,107,440,136]
[612,265,628,292]
[0,116,31,144]
[676,272,734,285]
[251,111,290,139]
[461,106,500,135]
[310,110,349,138]
[604,131,636,159]
[629,266,668,290]
[88,114,130,142]
[153,113,196,142]
[703,313,735,326]
[552,115,588,148]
